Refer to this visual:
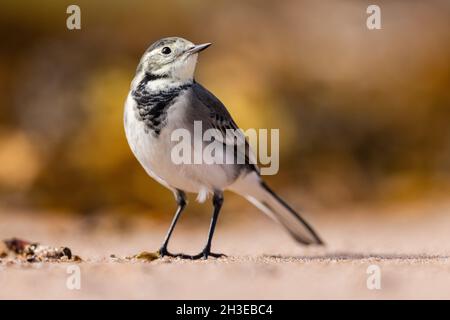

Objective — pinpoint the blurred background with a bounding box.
[0,0,449,218]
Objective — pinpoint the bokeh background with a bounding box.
[0,0,449,218]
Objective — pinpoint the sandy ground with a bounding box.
[1,199,450,299]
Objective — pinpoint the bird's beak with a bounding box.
[186,43,212,55]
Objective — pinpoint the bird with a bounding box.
[124,37,324,259]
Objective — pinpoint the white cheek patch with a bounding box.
[141,45,198,81]
[171,54,197,81]
[156,63,171,75]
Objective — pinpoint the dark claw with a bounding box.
[207,252,227,259]
[174,250,227,260]
[158,246,180,258]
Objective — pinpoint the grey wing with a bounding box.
[190,82,259,173]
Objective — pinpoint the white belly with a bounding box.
[123,93,233,200]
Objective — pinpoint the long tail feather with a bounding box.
[229,171,324,245]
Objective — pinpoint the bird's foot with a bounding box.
[176,249,227,260]
[158,246,226,260]
[205,251,227,259]
[158,246,179,258]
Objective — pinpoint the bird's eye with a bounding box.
[161,47,171,55]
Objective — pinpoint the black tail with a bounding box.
[230,171,324,245]
[259,181,324,245]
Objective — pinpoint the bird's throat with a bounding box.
[131,72,191,136]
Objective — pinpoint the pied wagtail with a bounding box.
[124,37,323,259]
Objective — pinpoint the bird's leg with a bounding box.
[181,192,226,260]
[158,190,186,257]
[198,192,226,259]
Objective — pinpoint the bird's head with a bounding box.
[136,37,211,82]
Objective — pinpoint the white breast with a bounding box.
[123,91,234,201]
